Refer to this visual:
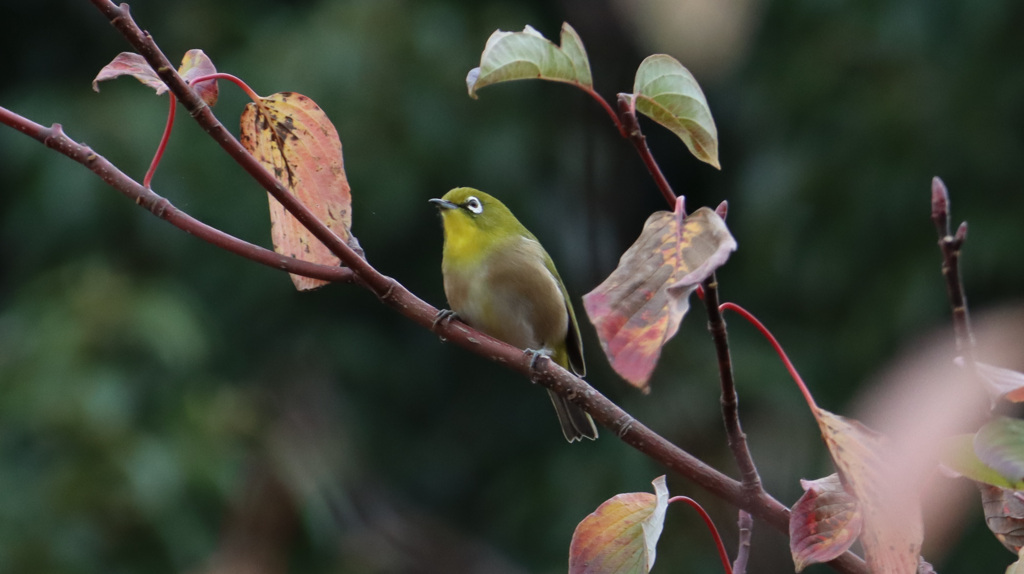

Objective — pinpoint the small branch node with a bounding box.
[955,221,968,243]
[378,277,398,303]
[614,413,636,438]
[151,196,173,219]
[616,93,640,137]
[188,100,210,119]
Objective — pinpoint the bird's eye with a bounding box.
[464,196,483,214]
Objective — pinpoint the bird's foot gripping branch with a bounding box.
[3,2,1023,573]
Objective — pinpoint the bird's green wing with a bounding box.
[541,247,586,377]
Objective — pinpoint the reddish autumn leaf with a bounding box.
[569,476,669,574]
[789,473,862,572]
[92,49,219,106]
[979,483,1024,553]
[240,92,354,291]
[93,52,165,94]
[178,49,219,106]
[815,407,923,574]
[583,199,735,390]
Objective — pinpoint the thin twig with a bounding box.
[616,93,677,206]
[669,496,734,574]
[930,176,975,361]
[733,510,753,574]
[701,274,763,496]
[702,276,762,574]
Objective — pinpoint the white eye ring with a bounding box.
[464,196,483,214]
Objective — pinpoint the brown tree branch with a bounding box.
[930,176,975,360]
[0,106,352,284]
[616,93,677,206]
[702,273,762,495]
[702,273,761,574]
[2,3,872,572]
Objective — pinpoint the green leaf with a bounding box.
[632,54,720,169]
[941,433,1024,489]
[569,476,670,574]
[976,417,1024,485]
[466,22,593,99]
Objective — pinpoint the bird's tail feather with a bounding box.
[547,389,598,442]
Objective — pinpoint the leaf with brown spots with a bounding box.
[814,408,923,574]
[789,473,862,572]
[240,92,354,291]
[568,475,669,574]
[583,199,735,390]
[93,49,219,106]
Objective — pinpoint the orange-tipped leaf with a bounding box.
[240,92,354,291]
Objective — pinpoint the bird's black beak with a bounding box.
[429,198,458,210]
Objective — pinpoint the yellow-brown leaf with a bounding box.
[569,476,669,574]
[239,92,353,290]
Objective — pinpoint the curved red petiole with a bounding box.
[189,72,262,102]
[579,85,627,138]
[143,73,263,189]
[143,93,176,188]
[669,495,733,574]
[718,301,818,411]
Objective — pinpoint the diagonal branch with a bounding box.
[4,3,871,572]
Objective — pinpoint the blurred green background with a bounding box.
[2,0,1022,572]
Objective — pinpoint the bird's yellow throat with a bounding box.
[439,210,500,267]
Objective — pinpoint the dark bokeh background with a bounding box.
[2,0,1022,572]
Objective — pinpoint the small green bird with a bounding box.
[430,187,598,442]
